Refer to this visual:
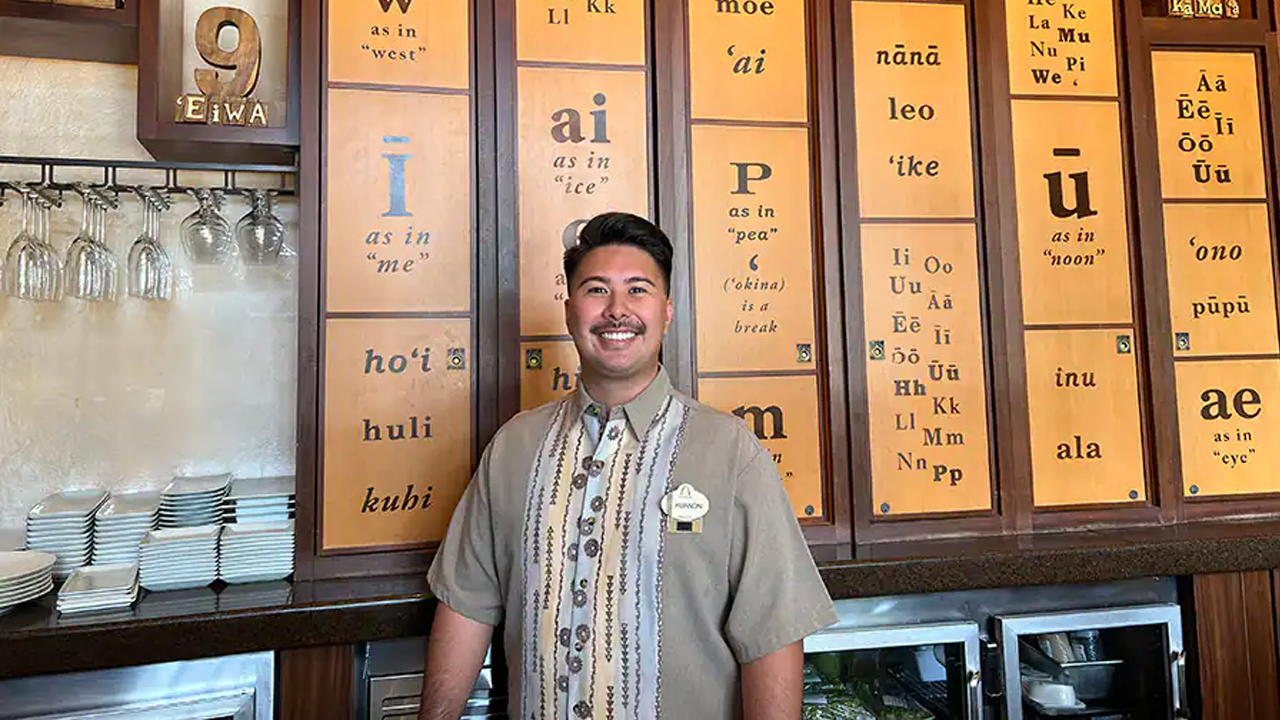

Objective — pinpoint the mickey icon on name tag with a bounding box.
[660,483,709,534]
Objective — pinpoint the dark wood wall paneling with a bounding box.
[277,644,357,720]
[1190,571,1280,720]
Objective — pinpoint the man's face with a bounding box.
[564,244,673,383]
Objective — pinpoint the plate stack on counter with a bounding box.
[139,526,220,592]
[222,476,296,524]
[25,490,108,579]
[92,491,161,566]
[56,563,140,615]
[159,474,231,529]
[0,551,56,613]
[218,521,294,584]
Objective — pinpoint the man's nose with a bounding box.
[605,292,629,318]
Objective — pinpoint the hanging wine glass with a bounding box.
[236,189,285,265]
[180,188,233,265]
[91,188,119,302]
[127,189,173,301]
[2,188,42,300]
[66,185,101,301]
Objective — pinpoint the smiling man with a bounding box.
[421,212,836,720]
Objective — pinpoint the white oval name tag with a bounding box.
[660,483,709,522]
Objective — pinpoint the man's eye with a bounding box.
[586,286,606,294]
[629,286,648,294]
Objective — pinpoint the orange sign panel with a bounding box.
[517,0,645,66]
[691,124,817,373]
[322,318,473,550]
[1176,359,1280,497]
[850,1,975,219]
[1163,203,1279,357]
[697,374,825,519]
[328,0,470,89]
[1011,100,1133,325]
[517,67,650,336]
[1152,51,1265,200]
[1004,0,1119,97]
[688,0,808,122]
[1024,328,1147,507]
[862,223,992,516]
[326,89,472,313]
[521,339,581,411]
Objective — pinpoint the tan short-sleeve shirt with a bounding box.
[428,366,836,719]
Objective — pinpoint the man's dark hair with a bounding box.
[563,212,674,293]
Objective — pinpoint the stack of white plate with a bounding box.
[223,476,296,524]
[159,474,231,529]
[219,521,294,584]
[57,563,140,615]
[139,526,220,592]
[25,490,108,579]
[0,551,56,613]
[92,491,161,566]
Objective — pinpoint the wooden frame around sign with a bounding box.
[293,0,498,581]
[289,0,1280,579]
[654,0,853,552]
[136,0,301,165]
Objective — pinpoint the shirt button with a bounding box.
[574,701,592,718]
[591,496,606,513]
[607,426,622,441]
[558,628,572,647]
[588,460,604,477]
[572,473,588,489]
[584,539,600,558]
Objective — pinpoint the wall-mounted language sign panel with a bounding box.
[517,68,650,336]
[322,318,473,550]
[691,124,817,373]
[688,0,808,122]
[326,89,472,314]
[850,1,975,219]
[1164,203,1278,357]
[517,0,645,66]
[1025,328,1146,507]
[520,339,580,411]
[698,374,824,519]
[1004,0,1119,97]
[1011,100,1134,325]
[1176,359,1280,497]
[328,0,470,89]
[862,223,992,516]
[1152,51,1265,200]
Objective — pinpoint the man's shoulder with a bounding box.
[669,389,769,464]
[489,397,566,454]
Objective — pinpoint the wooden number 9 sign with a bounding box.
[194,7,262,99]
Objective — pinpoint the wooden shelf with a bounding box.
[0,0,137,65]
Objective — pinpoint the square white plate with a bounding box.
[28,490,109,519]
[162,474,232,497]
[62,563,138,595]
[227,476,295,500]
[96,491,162,520]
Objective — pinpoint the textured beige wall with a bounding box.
[0,57,298,531]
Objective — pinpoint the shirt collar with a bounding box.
[574,365,673,438]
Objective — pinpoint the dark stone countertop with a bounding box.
[5,518,1280,679]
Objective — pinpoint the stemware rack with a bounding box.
[0,154,297,206]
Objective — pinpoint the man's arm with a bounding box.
[741,640,805,720]
[419,603,495,720]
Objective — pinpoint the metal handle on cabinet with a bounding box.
[1173,650,1190,718]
